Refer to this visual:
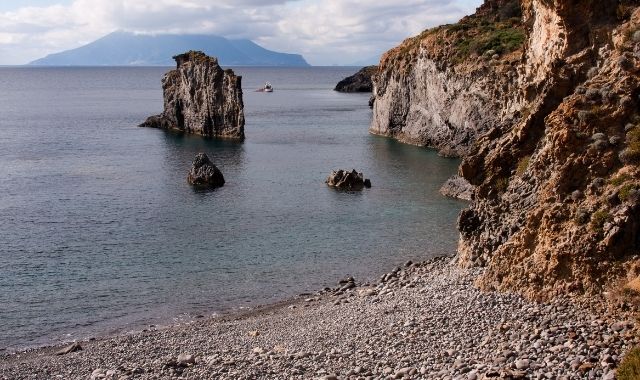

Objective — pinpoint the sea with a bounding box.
[0,66,464,352]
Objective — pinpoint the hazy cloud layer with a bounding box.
[0,0,481,65]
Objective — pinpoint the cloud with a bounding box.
[0,0,480,65]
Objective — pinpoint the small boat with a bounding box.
[257,82,273,92]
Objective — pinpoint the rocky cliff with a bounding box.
[373,0,640,298]
[140,51,245,140]
[334,66,378,92]
[371,0,526,156]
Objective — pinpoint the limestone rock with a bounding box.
[439,175,474,201]
[326,169,371,190]
[187,153,225,189]
[334,66,377,93]
[369,1,524,157]
[139,51,244,140]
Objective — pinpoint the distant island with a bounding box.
[29,31,309,67]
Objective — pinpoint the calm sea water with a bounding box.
[0,66,463,352]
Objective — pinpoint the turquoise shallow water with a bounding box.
[0,66,464,351]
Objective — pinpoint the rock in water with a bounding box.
[334,66,377,92]
[139,51,244,140]
[439,175,474,201]
[187,153,225,189]
[326,169,371,190]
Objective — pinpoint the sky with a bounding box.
[0,0,483,65]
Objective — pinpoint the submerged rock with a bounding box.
[439,175,474,201]
[334,66,377,93]
[187,153,225,189]
[139,51,244,140]
[326,169,371,190]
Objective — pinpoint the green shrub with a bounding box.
[454,26,525,58]
[448,23,471,33]
[610,173,632,186]
[618,125,640,163]
[618,347,640,380]
[516,155,531,176]
[619,183,638,201]
[620,148,640,164]
[495,177,509,193]
[484,28,526,53]
[590,210,610,233]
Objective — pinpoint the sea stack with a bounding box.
[139,51,245,140]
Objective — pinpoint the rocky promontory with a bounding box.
[371,0,640,299]
[139,51,245,140]
[334,66,377,93]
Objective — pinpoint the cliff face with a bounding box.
[140,51,245,140]
[373,0,640,298]
[371,0,526,156]
[334,66,378,92]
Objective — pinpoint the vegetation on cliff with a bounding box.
[618,347,640,380]
[373,0,640,300]
[380,0,525,73]
[458,1,640,299]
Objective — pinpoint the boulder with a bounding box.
[334,66,377,93]
[439,175,474,200]
[187,153,225,189]
[55,342,82,355]
[139,51,244,140]
[326,169,371,190]
[177,353,196,367]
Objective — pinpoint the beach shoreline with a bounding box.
[1,255,637,379]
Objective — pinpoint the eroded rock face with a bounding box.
[335,66,378,93]
[326,169,371,190]
[140,51,244,140]
[187,153,225,189]
[376,0,640,298]
[457,2,640,299]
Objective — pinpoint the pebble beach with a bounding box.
[1,257,637,379]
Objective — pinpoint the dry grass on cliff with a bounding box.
[516,155,531,176]
[618,347,640,380]
[622,124,640,163]
[380,0,525,72]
